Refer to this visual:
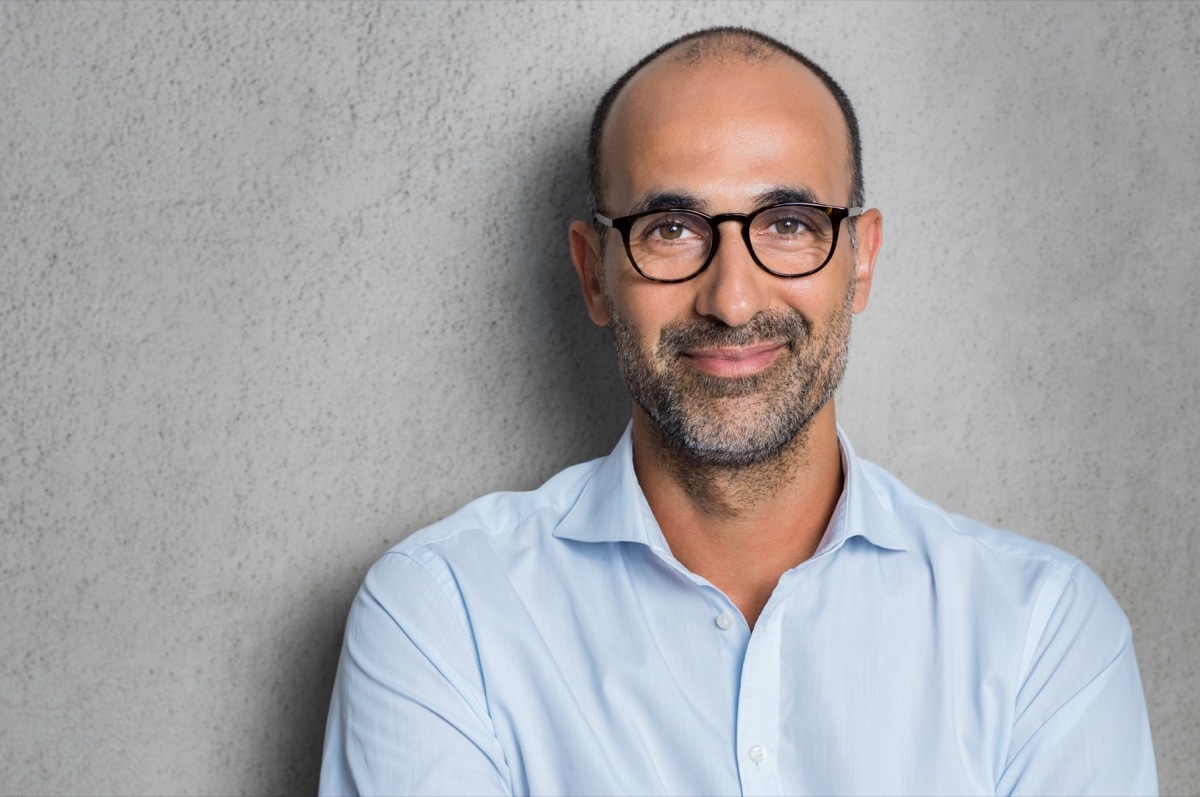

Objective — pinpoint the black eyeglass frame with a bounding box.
[593,203,864,284]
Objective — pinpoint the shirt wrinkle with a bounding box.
[1005,630,1134,771]
[382,552,493,722]
[1016,559,1079,686]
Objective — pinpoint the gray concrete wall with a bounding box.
[2,1,1196,794]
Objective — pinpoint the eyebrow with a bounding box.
[626,185,824,217]
[754,186,821,207]
[628,192,707,215]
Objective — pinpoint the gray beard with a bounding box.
[609,279,854,470]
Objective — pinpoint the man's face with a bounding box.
[571,54,881,466]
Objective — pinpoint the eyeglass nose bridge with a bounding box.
[700,209,774,277]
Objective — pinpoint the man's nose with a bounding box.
[692,222,771,328]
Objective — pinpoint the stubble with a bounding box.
[608,279,855,512]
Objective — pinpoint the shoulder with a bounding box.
[853,454,1132,649]
[395,455,603,555]
[359,454,606,613]
[858,455,1080,571]
[845,452,1155,794]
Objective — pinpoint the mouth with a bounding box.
[680,341,788,378]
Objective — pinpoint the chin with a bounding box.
[648,398,817,468]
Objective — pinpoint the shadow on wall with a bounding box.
[259,116,627,795]
[511,117,630,466]
[248,579,353,793]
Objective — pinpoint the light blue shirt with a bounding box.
[320,426,1156,796]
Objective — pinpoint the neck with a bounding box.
[631,402,844,628]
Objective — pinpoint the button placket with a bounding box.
[735,607,783,795]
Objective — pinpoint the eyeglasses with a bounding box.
[594,203,863,283]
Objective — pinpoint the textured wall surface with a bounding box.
[2,1,1197,794]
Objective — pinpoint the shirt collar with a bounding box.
[820,427,908,554]
[553,424,669,549]
[553,423,907,555]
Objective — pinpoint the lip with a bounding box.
[681,341,787,378]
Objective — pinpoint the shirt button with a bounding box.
[715,611,734,630]
[748,744,767,763]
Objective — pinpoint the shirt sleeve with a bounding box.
[319,551,512,797]
[997,561,1157,796]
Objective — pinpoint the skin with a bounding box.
[568,50,883,628]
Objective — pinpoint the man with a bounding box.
[320,27,1156,796]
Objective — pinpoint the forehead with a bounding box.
[601,54,851,211]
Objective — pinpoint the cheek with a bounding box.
[608,270,694,341]
[775,282,835,321]
[616,305,669,360]
[778,255,856,315]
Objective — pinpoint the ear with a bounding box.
[568,220,612,326]
[850,208,882,314]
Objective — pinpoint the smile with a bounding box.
[680,341,788,378]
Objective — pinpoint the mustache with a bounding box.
[656,311,811,355]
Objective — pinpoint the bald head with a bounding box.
[586,27,863,216]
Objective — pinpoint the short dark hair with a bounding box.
[586,27,864,215]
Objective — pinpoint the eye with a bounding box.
[767,215,811,235]
[647,218,700,240]
[633,211,710,246]
[754,205,830,241]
